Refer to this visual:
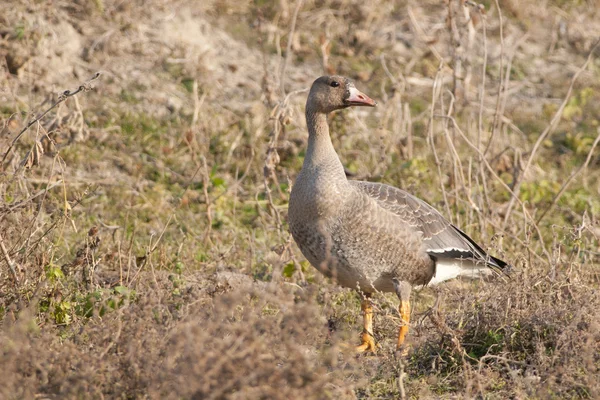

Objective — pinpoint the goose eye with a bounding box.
[330,81,340,88]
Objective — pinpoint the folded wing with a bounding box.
[350,180,510,283]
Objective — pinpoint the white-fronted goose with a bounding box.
[288,75,510,353]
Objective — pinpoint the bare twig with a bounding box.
[319,33,331,73]
[380,54,412,160]
[0,233,19,284]
[398,358,407,399]
[1,72,101,167]
[489,0,505,141]
[430,307,473,393]
[263,88,308,233]
[461,1,476,100]
[484,33,529,156]
[131,162,204,278]
[192,79,206,128]
[2,179,63,213]
[448,0,466,103]
[441,89,480,215]
[279,0,304,96]
[149,214,174,255]
[536,128,600,225]
[201,156,213,245]
[428,63,453,221]
[407,6,443,64]
[502,41,599,227]
[99,310,123,359]
[436,114,552,263]
[476,4,488,152]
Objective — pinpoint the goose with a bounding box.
[288,75,510,353]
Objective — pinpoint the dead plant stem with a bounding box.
[437,114,552,263]
[428,63,453,222]
[536,128,600,225]
[279,0,304,96]
[0,233,19,283]
[490,0,505,140]
[1,72,100,167]
[502,41,599,228]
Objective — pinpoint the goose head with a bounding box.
[307,75,376,114]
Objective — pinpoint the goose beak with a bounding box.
[345,86,377,107]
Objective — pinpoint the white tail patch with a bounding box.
[427,246,468,254]
[427,259,492,286]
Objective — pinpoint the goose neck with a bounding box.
[304,109,345,179]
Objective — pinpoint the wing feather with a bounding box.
[349,180,509,273]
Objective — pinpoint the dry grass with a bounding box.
[1,0,600,398]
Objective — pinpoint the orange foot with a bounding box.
[355,293,378,353]
[356,331,378,353]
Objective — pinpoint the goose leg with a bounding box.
[355,292,377,353]
[393,280,412,355]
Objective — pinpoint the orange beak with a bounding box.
[345,86,377,107]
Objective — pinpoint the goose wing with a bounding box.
[349,180,509,272]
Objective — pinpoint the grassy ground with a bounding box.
[1,0,600,398]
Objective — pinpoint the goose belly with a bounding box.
[290,217,431,293]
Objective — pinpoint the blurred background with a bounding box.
[1,0,600,398]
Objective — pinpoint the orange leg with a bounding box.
[393,280,412,355]
[356,293,377,353]
[397,300,411,351]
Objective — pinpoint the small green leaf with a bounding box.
[282,262,296,278]
[107,298,118,310]
[114,285,130,295]
[45,264,64,282]
[182,78,195,93]
[174,261,184,274]
[211,176,225,187]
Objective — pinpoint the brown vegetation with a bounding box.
[1,0,600,398]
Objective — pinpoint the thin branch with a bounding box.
[477,5,488,151]
[485,33,529,155]
[0,233,19,284]
[398,358,407,399]
[428,63,453,222]
[489,0,505,140]
[2,179,63,213]
[200,156,213,245]
[136,163,204,267]
[263,88,308,234]
[435,114,552,263]
[1,72,101,167]
[279,0,304,96]
[502,41,599,228]
[536,128,600,225]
